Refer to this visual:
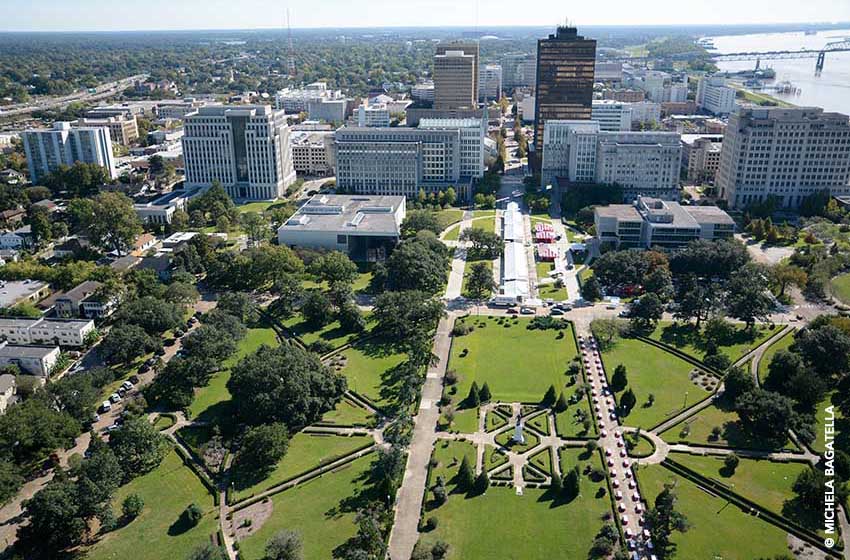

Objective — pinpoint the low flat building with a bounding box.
[0,343,60,377]
[0,280,49,310]
[277,194,405,261]
[594,197,735,249]
[0,317,95,347]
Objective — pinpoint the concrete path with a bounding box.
[387,313,455,560]
[444,214,472,300]
[667,443,818,464]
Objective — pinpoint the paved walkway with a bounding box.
[444,212,472,300]
[387,313,455,560]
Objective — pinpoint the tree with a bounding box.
[312,251,358,286]
[99,324,161,365]
[473,471,490,495]
[725,264,774,329]
[215,292,257,324]
[385,235,449,294]
[240,212,268,247]
[723,366,755,402]
[338,302,366,333]
[70,192,143,255]
[236,423,290,476]
[479,382,492,403]
[581,276,603,302]
[459,227,501,260]
[620,388,637,413]
[182,325,239,366]
[75,443,123,522]
[645,483,690,559]
[793,324,850,378]
[611,365,628,392]
[0,399,79,465]
[401,210,442,237]
[564,465,580,498]
[673,274,716,328]
[629,293,664,330]
[669,238,749,280]
[543,385,557,406]
[723,453,739,474]
[457,455,474,490]
[201,309,248,341]
[186,543,228,560]
[265,529,303,560]
[372,290,444,347]
[0,460,24,506]
[772,263,807,298]
[734,389,809,447]
[27,204,52,245]
[18,479,87,557]
[182,503,204,527]
[555,392,568,413]
[108,417,170,481]
[301,290,333,329]
[465,261,495,299]
[227,343,347,430]
[122,493,145,520]
[165,281,200,306]
[466,382,481,407]
[591,318,620,350]
[115,296,184,334]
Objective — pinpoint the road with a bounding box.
[0,75,148,118]
[0,294,216,551]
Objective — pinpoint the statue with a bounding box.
[513,413,525,445]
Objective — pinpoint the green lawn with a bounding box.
[660,397,796,451]
[436,208,465,231]
[152,414,175,431]
[670,453,809,515]
[813,392,848,455]
[447,407,479,434]
[448,316,578,403]
[235,200,276,214]
[236,454,378,560]
[443,223,462,241]
[85,451,218,560]
[538,281,568,301]
[231,433,372,502]
[428,440,477,487]
[471,216,496,234]
[319,398,374,426]
[336,338,407,406]
[535,260,553,279]
[832,273,850,304]
[648,321,775,363]
[419,446,610,559]
[600,336,710,430]
[636,464,793,559]
[757,328,795,383]
[188,327,279,423]
[280,313,374,350]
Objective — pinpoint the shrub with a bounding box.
[183,503,204,527]
[425,516,439,531]
[122,493,144,520]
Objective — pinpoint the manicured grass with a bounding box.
[813,392,847,455]
[670,453,809,516]
[336,338,406,406]
[429,440,477,488]
[280,313,374,350]
[626,435,655,458]
[320,398,373,426]
[599,336,710,430]
[535,260,553,279]
[177,424,214,458]
[436,208,465,231]
[237,454,378,560]
[418,475,611,559]
[443,223,462,241]
[485,446,509,471]
[485,409,509,432]
[528,448,553,476]
[472,216,496,234]
[494,427,539,454]
[235,200,276,214]
[472,210,496,218]
[85,451,218,560]
[538,281,568,301]
[231,433,372,502]
[152,414,175,431]
[188,327,279,423]
[757,328,795,383]
[448,316,578,404]
[636,464,792,559]
[527,412,550,435]
[648,321,775,363]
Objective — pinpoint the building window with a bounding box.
[337,235,348,245]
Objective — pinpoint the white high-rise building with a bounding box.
[696,76,738,116]
[275,82,344,113]
[479,64,503,101]
[357,102,391,127]
[591,100,633,132]
[628,101,662,125]
[717,107,850,209]
[182,105,296,200]
[22,122,117,183]
[542,120,682,200]
[419,118,486,180]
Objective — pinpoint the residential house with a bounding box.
[0,225,35,250]
[0,343,60,377]
[0,208,25,226]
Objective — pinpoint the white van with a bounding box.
[99,401,112,413]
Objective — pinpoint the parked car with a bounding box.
[550,308,565,316]
[520,307,535,315]
[99,401,112,413]
[109,393,122,404]
[129,375,141,384]
[507,308,519,315]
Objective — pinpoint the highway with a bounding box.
[0,74,148,118]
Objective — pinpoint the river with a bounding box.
[707,29,850,115]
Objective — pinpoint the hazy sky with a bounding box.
[3,0,850,31]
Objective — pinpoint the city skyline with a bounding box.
[3,0,850,32]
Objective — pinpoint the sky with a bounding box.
[2,0,850,32]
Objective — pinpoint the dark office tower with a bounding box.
[533,26,596,169]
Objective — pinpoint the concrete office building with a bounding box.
[534,26,596,167]
[479,64,503,101]
[357,102,391,127]
[278,194,405,260]
[76,114,139,145]
[334,118,484,198]
[275,82,344,113]
[182,105,296,200]
[696,76,738,116]
[436,41,479,102]
[22,122,117,183]
[291,131,336,176]
[411,81,435,104]
[155,99,209,120]
[717,107,850,209]
[602,89,646,103]
[591,100,632,132]
[628,101,662,125]
[308,98,349,123]
[0,318,95,347]
[542,120,682,200]
[594,197,734,249]
[500,53,536,89]
[434,49,477,110]
[594,62,624,82]
[682,134,724,183]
